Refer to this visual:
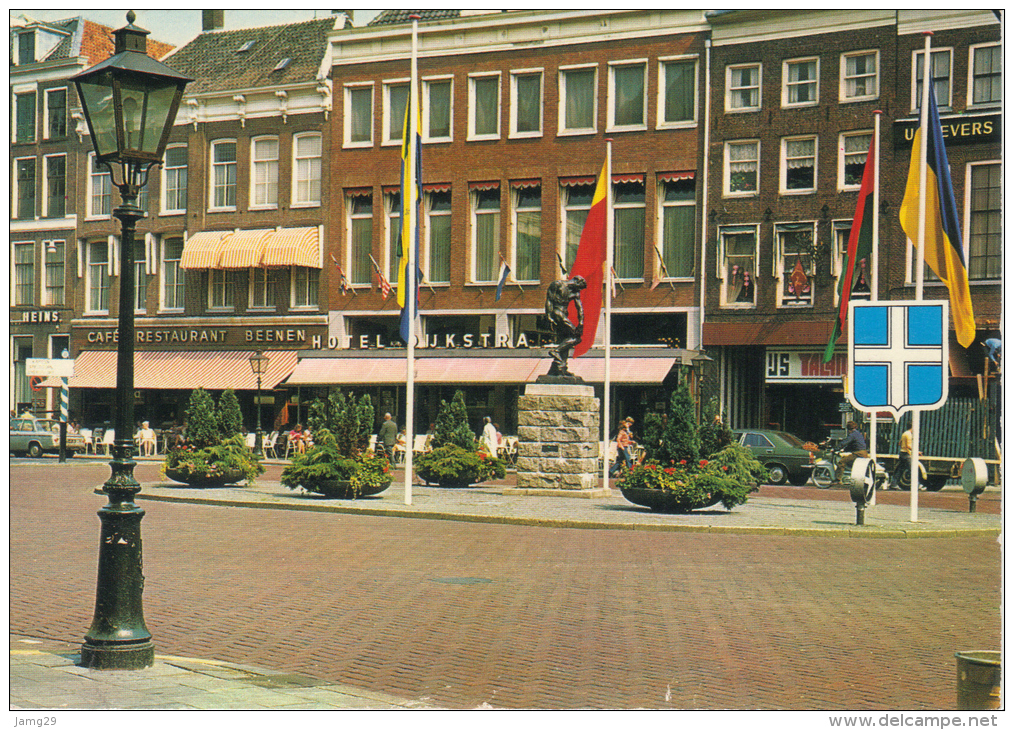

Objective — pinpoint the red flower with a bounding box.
[699,459,709,467]
[679,460,687,466]
[721,465,729,472]
[664,468,675,475]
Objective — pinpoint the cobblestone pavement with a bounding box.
[9,459,1002,710]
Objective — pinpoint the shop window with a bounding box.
[832,222,872,305]
[15,91,36,143]
[659,177,695,278]
[345,83,374,147]
[45,88,66,139]
[423,77,452,142]
[612,313,686,347]
[15,157,36,220]
[292,267,319,309]
[841,50,878,102]
[613,180,645,280]
[44,240,65,306]
[659,57,697,127]
[510,70,542,138]
[162,145,188,214]
[719,226,757,307]
[559,65,597,134]
[347,192,373,286]
[426,189,452,283]
[210,140,237,210]
[724,140,758,196]
[161,238,185,311]
[780,136,817,194]
[775,224,816,307]
[13,242,35,306]
[561,182,595,271]
[471,186,501,283]
[469,73,501,140]
[969,44,1001,106]
[86,240,110,314]
[208,269,235,311]
[511,183,541,282]
[783,58,818,107]
[967,162,1001,280]
[384,81,408,145]
[250,136,279,209]
[913,48,952,111]
[727,63,761,111]
[44,155,66,218]
[609,60,647,130]
[839,131,872,190]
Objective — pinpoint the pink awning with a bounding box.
[658,170,695,183]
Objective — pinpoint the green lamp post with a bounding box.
[71,11,191,670]
[249,350,270,456]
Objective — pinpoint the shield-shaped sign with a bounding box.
[847,301,949,418]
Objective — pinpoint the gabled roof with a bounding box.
[10,16,174,66]
[367,9,463,26]
[165,16,336,95]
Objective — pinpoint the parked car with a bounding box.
[732,429,815,486]
[9,417,86,458]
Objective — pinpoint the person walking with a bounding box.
[378,412,398,461]
[609,420,634,477]
[891,426,914,489]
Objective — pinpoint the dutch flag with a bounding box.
[495,261,510,302]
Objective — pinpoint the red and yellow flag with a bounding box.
[568,159,608,358]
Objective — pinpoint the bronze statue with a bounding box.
[544,276,587,377]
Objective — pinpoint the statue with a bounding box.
[544,276,587,378]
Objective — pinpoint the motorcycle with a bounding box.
[812,444,891,497]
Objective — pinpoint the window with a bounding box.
[210,141,237,210]
[969,44,1002,106]
[15,158,36,220]
[137,179,150,213]
[89,155,111,218]
[559,65,597,134]
[292,267,319,308]
[913,48,952,110]
[87,241,110,313]
[512,184,541,282]
[162,238,185,311]
[14,243,35,305]
[345,84,373,147]
[423,77,452,141]
[561,182,595,271]
[209,270,235,310]
[384,81,408,145]
[727,63,761,111]
[613,180,645,280]
[162,145,188,213]
[659,57,697,127]
[832,222,872,304]
[426,189,452,283]
[249,268,276,309]
[384,191,402,284]
[45,155,66,218]
[841,51,878,101]
[775,224,816,307]
[15,91,36,143]
[348,193,373,285]
[471,186,500,283]
[967,162,1000,280]
[292,133,322,207]
[133,240,148,313]
[783,58,818,107]
[18,32,35,64]
[44,241,65,306]
[250,136,279,209]
[659,177,695,278]
[609,61,647,130]
[719,227,757,307]
[839,131,872,190]
[469,73,500,139]
[780,136,817,194]
[45,88,66,139]
[510,70,542,137]
[724,141,759,196]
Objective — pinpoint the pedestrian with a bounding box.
[378,412,398,461]
[891,426,914,489]
[289,423,308,455]
[481,416,498,456]
[609,419,634,477]
[833,421,869,485]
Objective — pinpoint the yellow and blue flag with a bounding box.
[898,81,975,348]
[398,92,422,342]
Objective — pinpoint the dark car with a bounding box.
[9,417,86,458]
[732,429,815,486]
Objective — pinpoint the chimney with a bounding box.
[202,10,224,32]
[333,10,353,25]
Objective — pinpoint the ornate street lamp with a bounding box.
[71,11,190,670]
[249,350,270,455]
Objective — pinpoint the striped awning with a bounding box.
[423,183,451,193]
[560,176,597,187]
[54,350,299,390]
[612,173,644,184]
[261,227,321,269]
[469,181,500,191]
[218,229,273,269]
[658,170,695,183]
[180,230,231,270]
[511,179,541,189]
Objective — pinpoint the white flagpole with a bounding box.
[869,110,881,506]
[910,32,933,522]
[404,16,419,506]
[602,139,613,490]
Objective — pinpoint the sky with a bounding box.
[10,9,384,47]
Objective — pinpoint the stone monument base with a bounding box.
[513,382,604,495]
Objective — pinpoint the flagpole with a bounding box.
[602,139,613,491]
[404,15,419,506]
[910,31,933,522]
[869,110,881,506]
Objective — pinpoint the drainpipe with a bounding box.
[699,38,713,403]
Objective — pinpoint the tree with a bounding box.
[307,391,374,458]
[657,368,700,464]
[185,388,220,448]
[217,388,244,439]
[698,395,733,459]
[432,390,475,450]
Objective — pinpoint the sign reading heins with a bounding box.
[893,112,1000,149]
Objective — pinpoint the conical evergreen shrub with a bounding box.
[217,388,244,439]
[657,368,701,465]
[185,388,220,448]
[432,390,475,450]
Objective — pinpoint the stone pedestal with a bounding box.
[507,382,609,497]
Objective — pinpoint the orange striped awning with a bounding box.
[218,229,273,269]
[59,350,298,390]
[261,227,321,269]
[180,230,232,270]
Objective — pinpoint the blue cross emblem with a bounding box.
[847,301,949,417]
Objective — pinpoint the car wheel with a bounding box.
[925,475,949,491]
[789,473,810,486]
[766,463,789,486]
[897,467,913,491]
[28,442,43,459]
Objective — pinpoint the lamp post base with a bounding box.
[80,640,154,670]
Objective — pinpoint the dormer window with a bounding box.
[18,31,35,64]
[273,58,291,72]
[237,40,255,53]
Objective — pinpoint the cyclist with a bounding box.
[833,421,869,486]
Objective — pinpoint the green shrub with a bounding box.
[698,396,734,459]
[217,388,244,439]
[185,388,220,448]
[281,428,392,497]
[162,434,264,484]
[415,444,507,486]
[432,390,476,450]
[307,391,374,458]
[641,411,665,461]
[657,370,700,465]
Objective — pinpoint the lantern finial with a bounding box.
[126,10,137,25]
